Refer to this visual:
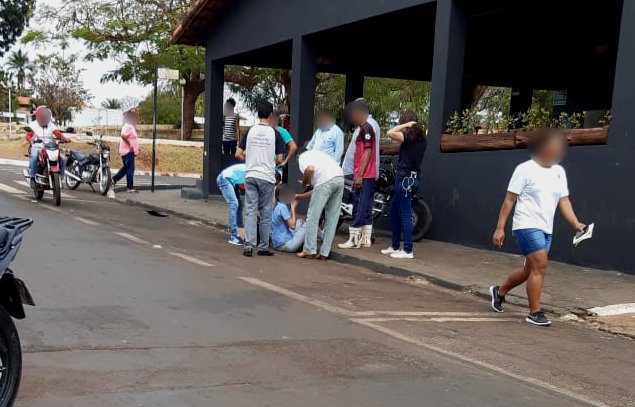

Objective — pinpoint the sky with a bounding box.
[1,0,151,107]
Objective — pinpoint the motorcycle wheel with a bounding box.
[411,199,433,242]
[97,168,111,195]
[51,173,61,206]
[0,307,22,407]
[65,166,80,190]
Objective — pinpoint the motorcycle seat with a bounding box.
[69,150,86,161]
[0,229,9,255]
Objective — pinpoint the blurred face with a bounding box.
[35,108,51,127]
[223,102,234,115]
[316,113,332,130]
[279,189,294,204]
[540,135,567,165]
[349,108,367,126]
[125,113,140,125]
[269,114,280,128]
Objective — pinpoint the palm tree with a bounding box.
[5,50,31,93]
[101,98,122,109]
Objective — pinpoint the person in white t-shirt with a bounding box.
[489,129,586,327]
[295,150,345,260]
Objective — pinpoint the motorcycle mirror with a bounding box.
[24,126,32,132]
[86,131,93,137]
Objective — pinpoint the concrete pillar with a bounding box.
[289,36,317,181]
[345,73,365,105]
[427,0,467,152]
[609,0,635,148]
[202,60,225,198]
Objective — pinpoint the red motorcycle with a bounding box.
[22,139,66,206]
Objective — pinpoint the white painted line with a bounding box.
[240,276,605,407]
[352,319,605,407]
[587,303,635,317]
[74,217,100,226]
[11,180,72,198]
[0,158,28,167]
[351,311,521,317]
[168,252,214,267]
[114,232,151,245]
[239,277,352,315]
[0,182,26,194]
[357,317,518,323]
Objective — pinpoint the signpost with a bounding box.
[151,67,181,192]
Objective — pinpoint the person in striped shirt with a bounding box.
[222,98,241,155]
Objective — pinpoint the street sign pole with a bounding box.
[151,66,158,193]
[8,87,12,138]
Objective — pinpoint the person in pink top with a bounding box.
[112,108,140,193]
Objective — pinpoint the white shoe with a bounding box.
[390,250,414,259]
[360,225,373,248]
[381,247,400,255]
[338,227,361,249]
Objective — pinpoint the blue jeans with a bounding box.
[303,176,344,256]
[29,145,66,178]
[390,177,420,253]
[351,178,375,228]
[217,174,244,240]
[512,229,553,256]
[244,177,275,251]
[276,219,306,252]
[223,140,237,156]
[113,152,135,189]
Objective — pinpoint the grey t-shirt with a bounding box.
[239,124,285,184]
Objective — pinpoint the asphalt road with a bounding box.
[0,164,633,406]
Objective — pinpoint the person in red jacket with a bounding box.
[26,106,68,184]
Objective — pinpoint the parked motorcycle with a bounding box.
[22,139,66,206]
[0,217,35,406]
[338,158,433,242]
[65,133,112,195]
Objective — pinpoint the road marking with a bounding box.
[12,181,73,199]
[351,310,524,317]
[168,252,214,267]
[239,277,352,315]
[240,276,606,407]
[352,319,605,407]
[74,217,100,226]
[39,205,63,213]
[0,182,26,194]
[358,317,518,323]
[114,232,151,245]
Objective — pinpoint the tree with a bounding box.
[5,49,32,93]
[27,0,204,139]
[0,70,16,112]
[30,54,91,125]
[0,0,35,57]
[101,98,121,109]
[119,96,140,111]
[138,88,182,126]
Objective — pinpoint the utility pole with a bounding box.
[8,86,12,138]
[180,78,186,141]
[151,66,158,193]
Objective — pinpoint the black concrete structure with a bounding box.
[175,0,634,273]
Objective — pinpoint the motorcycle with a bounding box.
[338,157,433,242]
[22,139,66,206]
[65,133,112,195]
[0,217,35,406]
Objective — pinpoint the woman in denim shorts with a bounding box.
[488,129,586,327]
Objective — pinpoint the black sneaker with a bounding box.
[257,250,274,257]
[243,247,253,257]
[526,311,552,327]
[489,285,505,313]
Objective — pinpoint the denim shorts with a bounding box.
[512,228,553,256]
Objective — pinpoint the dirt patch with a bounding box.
[0,139,202,174]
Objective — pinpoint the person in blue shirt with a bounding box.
[216,163,246,246]
[272,185,306,252]
[306,109,344,164]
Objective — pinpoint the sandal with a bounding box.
[296,252,316,259]
[316,255,329,260]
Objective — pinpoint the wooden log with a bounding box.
[440,133,516,152]
[441,127,609,153]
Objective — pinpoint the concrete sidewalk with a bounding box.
[118,189,635,336]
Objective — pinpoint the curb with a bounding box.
[116,196,575,318]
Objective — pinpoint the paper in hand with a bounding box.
[573,223,594,247]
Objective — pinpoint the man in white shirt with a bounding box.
[295,150,345,260]
[306,109,344,164]
[341,99,381,179]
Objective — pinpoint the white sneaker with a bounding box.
[381,247,400,255]
[390,250,414,259]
